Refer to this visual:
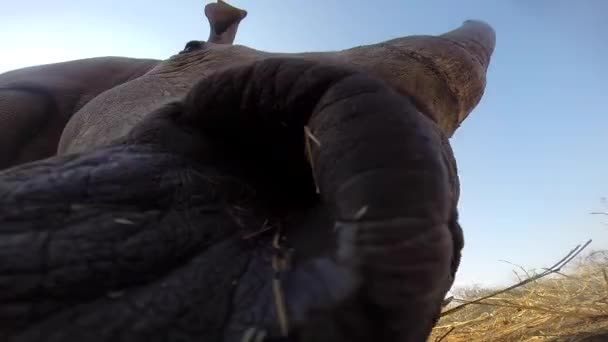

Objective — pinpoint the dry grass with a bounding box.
[430,245,608,342]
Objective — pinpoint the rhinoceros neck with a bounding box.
[58,75,190,154]
[59,47,267,155]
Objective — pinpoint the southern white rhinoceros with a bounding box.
[0,1,496,341]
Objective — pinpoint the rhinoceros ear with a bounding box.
[204,0,248,44]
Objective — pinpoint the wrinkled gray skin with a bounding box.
[0,57,459,342]
[0,57,159,169]
[0,0,246,170]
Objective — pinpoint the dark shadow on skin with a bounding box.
[0,86,61,169]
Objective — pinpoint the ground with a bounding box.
[430,249,608,342]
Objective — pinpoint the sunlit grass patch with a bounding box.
[431,243,608,341]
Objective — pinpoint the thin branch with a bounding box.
[450,297,598,318]
[304,126,320,194]
[603,268,608,295]
[540,268,578,279]
[499,259,533,279]
[435,327,456,342]
[442,239,593,317]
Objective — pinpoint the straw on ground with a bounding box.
[430,240,608,341]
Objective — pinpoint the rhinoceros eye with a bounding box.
[180,40,205,54]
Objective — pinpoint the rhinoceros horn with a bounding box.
[317,19,496,137]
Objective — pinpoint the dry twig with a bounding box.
[435,327,456,342]
[442,240,592,317]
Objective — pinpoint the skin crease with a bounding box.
[0,58,459,342]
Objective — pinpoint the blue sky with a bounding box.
[2,0,607,289]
